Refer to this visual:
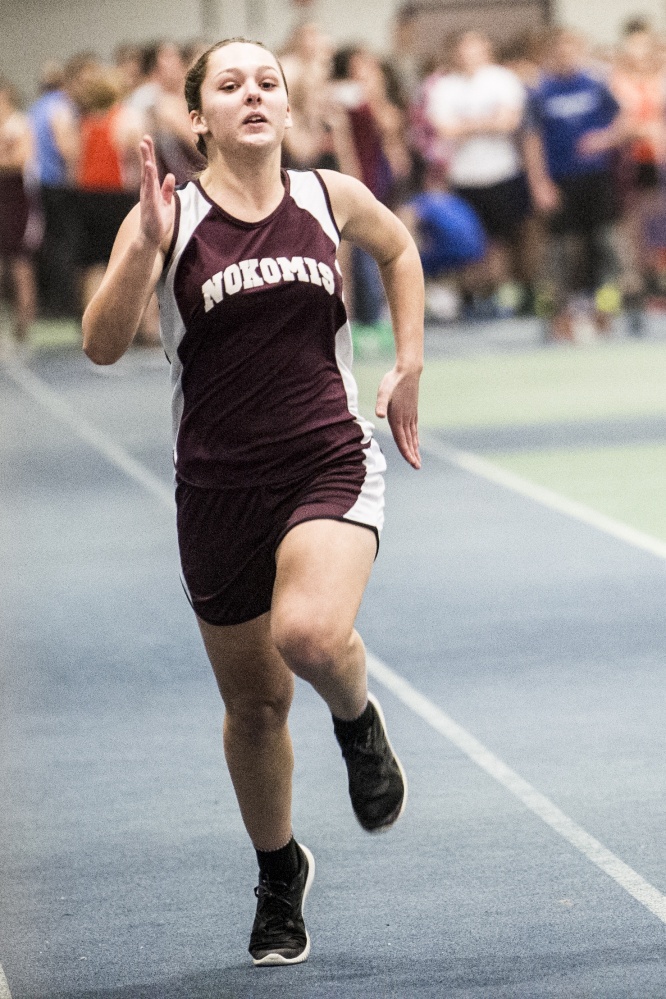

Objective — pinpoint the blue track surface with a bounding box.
[2,350,666,998]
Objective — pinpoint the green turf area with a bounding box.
[30,319,81,350]
[354,340,666,544]
[488,444,666,543]
[354,341,666,429]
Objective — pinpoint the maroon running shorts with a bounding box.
[176,453,384,627]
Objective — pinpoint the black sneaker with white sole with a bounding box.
[334,692,407,833]
[249,842,315,966]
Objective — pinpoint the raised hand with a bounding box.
[375,366,421,469]
[138,135,175,249]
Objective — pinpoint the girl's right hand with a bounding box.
[138,135,175,250]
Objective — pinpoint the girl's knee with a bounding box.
[225,692,292,733]
[272,614,349,680]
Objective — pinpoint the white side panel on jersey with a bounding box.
[334,318,387,533]
[156,183,212,457]
[334,318,375,446]
[287,170,340,248]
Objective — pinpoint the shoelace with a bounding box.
[253,879,298,933]
[341,721,386,762]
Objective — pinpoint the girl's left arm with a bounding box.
[319,169,424,469]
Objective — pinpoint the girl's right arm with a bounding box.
[82,136,175,365]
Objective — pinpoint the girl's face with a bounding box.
[192,43,291,158]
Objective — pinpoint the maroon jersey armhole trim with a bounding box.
[313,170,342,240]
[162,191,181,274]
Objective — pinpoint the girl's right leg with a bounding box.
[196,611,295,852]
[198,611,313,967]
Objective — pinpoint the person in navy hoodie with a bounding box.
[524,28,627,339]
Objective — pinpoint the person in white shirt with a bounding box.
[426,31,529,305]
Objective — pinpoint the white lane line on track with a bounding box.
[4,362,175,512]
[366,652,666,923]
[9,363,666,928]
[0,964,12,999]
[420,432,666,563]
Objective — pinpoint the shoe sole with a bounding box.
[252,843,315,966]
[359,692,408,834]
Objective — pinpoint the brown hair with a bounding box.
[184,37,289,157]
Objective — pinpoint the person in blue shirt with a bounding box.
[524,28,628,339]
[29,56,91,317]
[404,189,486,277]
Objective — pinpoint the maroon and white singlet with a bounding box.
[157,169,386,626]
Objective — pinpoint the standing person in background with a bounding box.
[499,31,548,317]
[29,55,92,317]
[280,22,332,97]
[390,3,423,103]
[280,23,335,170]
[425,31,528,318]
[329,46,412,327]
[140,40,206,185]
[610,19,666,319]
[113,44,143,101]
[407,57,479,322]
[331,47,411,206]
[524,28,627,340]
[75,67,144,321]
[408,58,451,193]
[0,77,37,349]
[124,43,162,118]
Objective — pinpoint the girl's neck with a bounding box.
[199,147,285,223]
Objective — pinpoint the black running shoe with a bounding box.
[249,842,315,966]
[335,692,407,833]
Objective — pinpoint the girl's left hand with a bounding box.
[375,367,421,469]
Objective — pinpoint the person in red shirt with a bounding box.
[76,67,162,342]
[76,68,141,306]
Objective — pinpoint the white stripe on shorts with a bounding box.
[343,437,386,535]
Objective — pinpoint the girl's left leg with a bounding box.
[270,518,377,720]
[271,517,407,834]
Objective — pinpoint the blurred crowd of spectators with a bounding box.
[4,15,666,346]
[0,39,208,345]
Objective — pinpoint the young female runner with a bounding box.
[82,38,423,966]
